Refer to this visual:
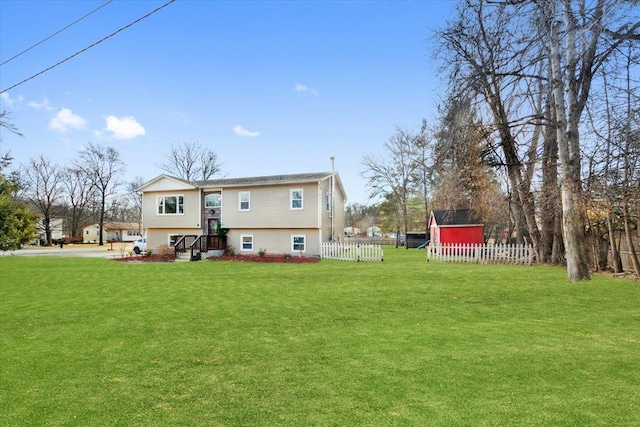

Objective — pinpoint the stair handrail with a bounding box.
[174,235,197,259]
[189,235,207,261]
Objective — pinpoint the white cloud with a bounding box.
[50,108,87,133]
[105,115,146,140]
[295,83,319,96]
[0,92,23,108]
[28,98,54,111]
[233,125,260,138]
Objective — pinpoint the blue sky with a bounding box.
[0,0,454,205]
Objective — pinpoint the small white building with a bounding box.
[367,226,382,237]
[344,226,361,237]
[36,218,64,244]
[83,222,142,243]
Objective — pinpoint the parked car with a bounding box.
[132,238,147,254]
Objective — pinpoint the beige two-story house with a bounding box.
[137,172,347,258]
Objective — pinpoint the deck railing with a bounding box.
[184,235,228,261]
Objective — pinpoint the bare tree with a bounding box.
[1,111,23,171]
[126,176,145,234]
[21,155,64,245]
[436,0,546,260]
[361,127,422,243]
[538,0,639,280]
[617,43,640,274]
[0,111,23,139]
[73,143,125,246]
[411,119,435,237]
[60,167,95,242]
[156,141,223,181]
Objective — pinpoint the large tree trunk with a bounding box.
[44,217,52,246]
[498,121,543,257]
[540,89,560,263]
[99,195,106,246]
[607,214,623,273]
[622,201,640,275]
[546,0,592,281]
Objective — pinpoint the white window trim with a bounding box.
[239,191,250,211]
[325,193,331,212]
[291,234,306,253]
[240,234,254,251]
[290,188,304,210]
[204,193,222,208]
[156,195,184,215]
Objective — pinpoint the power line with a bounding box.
[0,0,114,67]
[0,0,175,94]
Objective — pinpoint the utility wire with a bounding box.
[0,0,114,67]
[0,0,175,94]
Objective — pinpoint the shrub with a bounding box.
[283,253,292,259]
[225,246,235,257]
[258,248,267,257]
[155,244,174,256]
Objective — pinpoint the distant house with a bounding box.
[429,210,484,245]
[367,226,382,237]
[83,222,142,243]
[36,218,64,244]
[344,226,361,237]
[136,171,346,258]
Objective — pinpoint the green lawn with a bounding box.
[1,248,639,426]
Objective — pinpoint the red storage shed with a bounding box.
[429,210,484,245]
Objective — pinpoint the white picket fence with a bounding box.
[426,243,533,265]
[320,242,384,262]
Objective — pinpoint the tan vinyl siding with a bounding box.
[142,189,201,230]
[227,229,321,257]
[334,195,346,239]
[332,177,346,240]
[319,179,331,239]
[222,183,320,229]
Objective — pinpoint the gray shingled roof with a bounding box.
[192,172,334,188]
[432,209,482,225]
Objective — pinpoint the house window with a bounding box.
[205,193,221,208]
[157,195,184,215]
[239,191,250,211]
[168,234,180,247]
[292,234,306,252]
[290,189,303,210]
[325,194,331,212]
[241,234,253,251]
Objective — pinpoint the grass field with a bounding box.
[1,248,639,426]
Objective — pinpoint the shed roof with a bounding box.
[431,209,482,226]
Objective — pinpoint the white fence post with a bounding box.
[426,243,533,265]
[320,241,383,262]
